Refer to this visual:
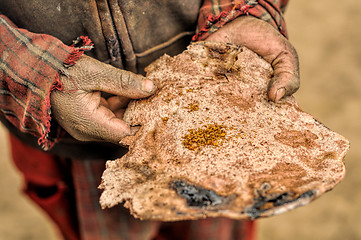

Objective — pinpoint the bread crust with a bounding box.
[99,42,349,221]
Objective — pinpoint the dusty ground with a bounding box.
[1,1,361,239]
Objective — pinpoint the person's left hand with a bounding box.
[205,16,300,102]
[51,55,156,144]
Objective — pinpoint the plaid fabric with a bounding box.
[0,15,91,150]
[1,1,288,152]
[193,0,289,41]
[9,134,80,240]
[9,135,256,240]
[72,159,256,240]
[3,0,292,238]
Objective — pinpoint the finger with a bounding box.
[70,106,134,143]
[104,70,156,99]
[205,16,300,102]
[114,108,126,119]
[85,104,135,143]
[100,97,110,108]
[74,56,156,99]
[268,48,300,102]
[268,73,300,102]
[130,126,141,135]
[51,90,134,143]
[107,96,130,112]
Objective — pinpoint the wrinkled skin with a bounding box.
[206,16,300,102]
[50,55,156,143]
[51,16,300,143]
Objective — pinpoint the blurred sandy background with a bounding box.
[1,1,360,239]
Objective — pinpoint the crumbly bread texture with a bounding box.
[99,42,349,221]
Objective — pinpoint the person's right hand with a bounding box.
[50,55,156,144]
[205,16,300,102]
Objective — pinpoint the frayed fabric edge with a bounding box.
[192,0,258,42]
[38,74,64,150]
[192,0,288,42]
[38,36,94,150]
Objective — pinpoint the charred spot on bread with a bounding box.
[170,180,227,208]
[245,190,315,219]
[99,42,349,221]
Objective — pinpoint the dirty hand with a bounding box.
[205,16,300,102]
[51,55,156,143]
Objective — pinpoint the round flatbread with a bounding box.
[99,42,349,221]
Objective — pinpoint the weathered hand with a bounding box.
[50,55,156,143]
[205,16,300,102]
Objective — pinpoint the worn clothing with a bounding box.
[10,134,256,240]
[1,0,289,239]
[194,0,289,41]
[0,15,79,150]
[0,0,288,158]
[0,0,289,152]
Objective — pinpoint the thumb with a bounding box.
[50,90,138,143]
[267,47,300,102]
[96,67,156,99]
[204,16,300,103]
[68,55,156,99]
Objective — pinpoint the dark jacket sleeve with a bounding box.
[0,15,91,150]
[193,0,289,41]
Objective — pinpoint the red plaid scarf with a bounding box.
[2,0,289,239]
[193,0,289,41]
[0,15,92,150]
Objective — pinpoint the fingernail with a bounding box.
[130,126,141,135]
[274,87,286,102]
[142,79,155,93]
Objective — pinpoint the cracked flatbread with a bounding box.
[99,42,349,221]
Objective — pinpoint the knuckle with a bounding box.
[120,71,133,90]
[69,126,92,141]
[293,78,301,91]
[64,115,94,141]
[287,76,300,95]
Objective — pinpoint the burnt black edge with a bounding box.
[245,190,315,219]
